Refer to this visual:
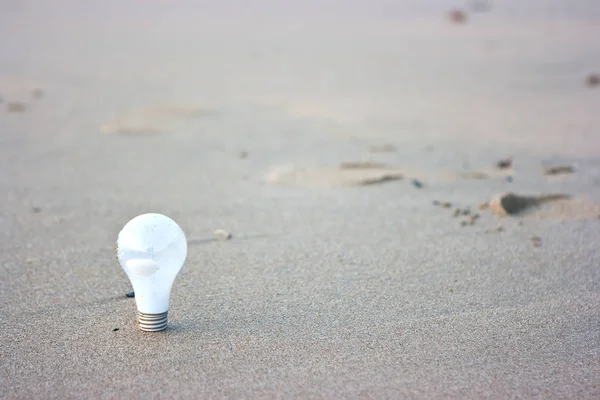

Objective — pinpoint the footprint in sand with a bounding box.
[403,166,512,184]
[266,160,516,188]
[100,105,214,136]
[543,165,575,176]
[484,192,600,220]
[266,162,403,187]
[0,79,45,113]
[6,101,27,113]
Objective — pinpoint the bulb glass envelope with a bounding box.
[117,213,187,314]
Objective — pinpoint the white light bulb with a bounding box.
[116,213,187,332]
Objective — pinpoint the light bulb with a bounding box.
[116,213,187,332]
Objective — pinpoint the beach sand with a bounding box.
[1,0,600,398]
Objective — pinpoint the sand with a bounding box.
[1,0,600,398]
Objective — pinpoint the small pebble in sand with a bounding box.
[496,158,512,169]
[530,236,542,247]
[214,229,232,240]
[32,88,44,99]
[125,291,135,298]
[462,208,471,216]
[544,165,574,176]
[411,179,423,189]
[496,226,504,232]
[6,102,26,113]
[238,151,248,159]
[441,201,452,208]
[453,208,461,217]
[433,200,440,206]
[586,73,599,88]
[448,9,467,24]
[460,221,468,227]
[490,193,528,215]
[489,192,570,216]
[31,207,42,213]
[112,328,120,332]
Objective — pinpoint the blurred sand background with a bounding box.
[1,0,600,398]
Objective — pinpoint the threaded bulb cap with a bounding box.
[137,311,168,332]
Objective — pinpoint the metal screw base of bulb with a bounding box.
[137,311,168,332]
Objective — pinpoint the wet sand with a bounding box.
[1,0,600,398]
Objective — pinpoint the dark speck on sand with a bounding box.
[411,179,424,188]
